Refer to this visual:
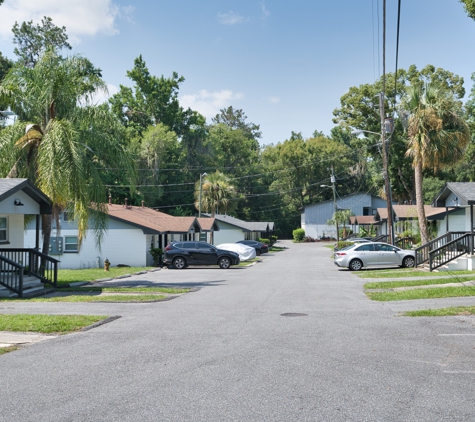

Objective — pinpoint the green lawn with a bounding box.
[364,275,475,290]
[403,306,475,316]
[355,269,475,279]
[367,285,475,301]
[21,294,168,303]
[0,314,107,333]
[56,267,154,287]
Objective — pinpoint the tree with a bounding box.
[12,16,72,67]
[460,0,475,20]
[333,65,466,203]
[195,171,239,244]
[212,106,261,140]
[0,52,13,122]
[109,55,200,137]
[0,48,135,254]
[403,83,470,244]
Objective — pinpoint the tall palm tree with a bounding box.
[194,171,239,243]
[404,83,470,244]
[0,48,135,253]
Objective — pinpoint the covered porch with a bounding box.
[0,178,58,297]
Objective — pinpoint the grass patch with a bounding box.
[59,286,190,294]
[355,269,475,279]
[270,246,286,252]
[56,267,153,287]
[0,314,106,333]
[403,307,475,317]
[22,295,168,303]
[238,258,260,267]
[367,285,475,301]
[0,346,19,355]
[364,275,475,289]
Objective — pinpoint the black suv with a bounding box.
[236,240,269,256]
[164,241,240,269]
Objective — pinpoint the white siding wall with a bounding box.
[213,222,244,244]
[25,226,147,269]
[0,214,24,248]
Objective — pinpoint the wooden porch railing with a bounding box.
[415,232,468,267]
[0,255,24,297]
[0,248,59,296]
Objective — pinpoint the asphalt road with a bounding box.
[1,240,475,421]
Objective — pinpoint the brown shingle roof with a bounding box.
[107,204,209,234]
[377,205,450,220]
[354,215,378,225]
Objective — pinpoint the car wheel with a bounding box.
[402,256,415,268]
[256,249,261,256]
[349,259,363,271]
[218,257,231,269]
[172,257,186,269]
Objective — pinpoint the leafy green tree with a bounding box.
[212,106,261,140]
[403,83,470,244]
[109,55,203,138]
[0,52,13,121]
[333,65,466,203]
[460,0,475,19]
[0,49,134,254]
[12,16,72,67]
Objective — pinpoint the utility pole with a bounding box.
[380,0,395,245]
[331,170,338,241]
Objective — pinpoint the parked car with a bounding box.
[216,243,256,261]
[164,241,240,269]
[334,242,415,271]
[236,240,269,256]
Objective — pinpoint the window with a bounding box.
[0,217,7,242]
[356,244,374,251]
[64,236,78,252]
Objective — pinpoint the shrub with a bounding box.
[149,247,163,266]
[303,236,316,242]
[293,228,305,242]
[258,238,270,245]
[271,235,278,246]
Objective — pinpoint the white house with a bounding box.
[25,202,219,269]
[201,214,275,245]
[0,178,57,297]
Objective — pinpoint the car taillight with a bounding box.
[263,244,268,247]
[336,252,346,256]
[165,245,172,251]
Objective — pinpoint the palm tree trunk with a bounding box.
[41,214,52,255]
[414,161,429,245]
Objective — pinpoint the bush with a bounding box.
[293,228,305,242]
[271,235,278,246]
[258,238,270,245]
[303,236,316,242]
[149,247,163,266]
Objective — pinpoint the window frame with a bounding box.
[64,235,79,253]
[0,216,8,243]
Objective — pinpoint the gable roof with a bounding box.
[107,204,212,234]
[0,178,52,213]
[432,182,475,207]
[203,214,274,233]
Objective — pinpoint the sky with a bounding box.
[1,0,474,145]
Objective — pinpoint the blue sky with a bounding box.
[1,0,474,145]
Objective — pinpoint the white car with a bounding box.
[216,243,256,261]
[334,242,415,271]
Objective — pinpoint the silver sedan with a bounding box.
[334,242,416,271]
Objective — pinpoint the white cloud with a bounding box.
[180,90,244,119]
[267,96,280,104]
[218,11,246,25]
[261,1,271,18]
[0,0,134,43]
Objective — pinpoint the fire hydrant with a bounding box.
[104,258,110,271]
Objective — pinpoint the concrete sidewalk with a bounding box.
[0,331,58,348]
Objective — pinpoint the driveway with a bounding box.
[1,240,475,421]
